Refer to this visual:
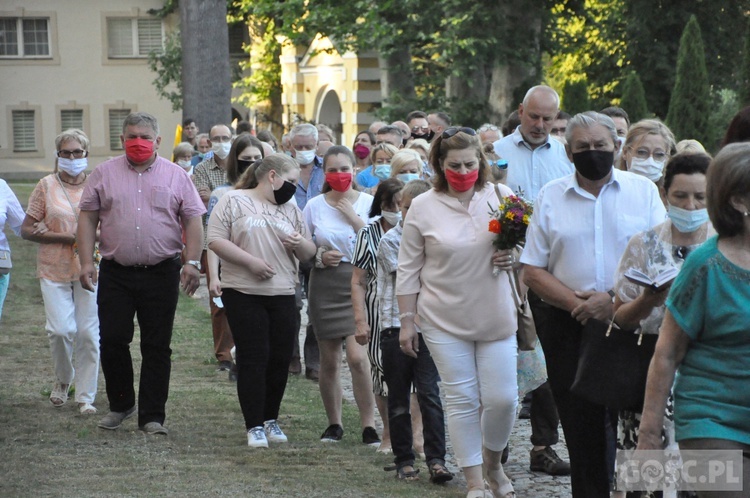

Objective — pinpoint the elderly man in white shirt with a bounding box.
[521,111,665,498]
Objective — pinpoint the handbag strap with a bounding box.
[606,303,645,345]
[507,269,524,308]
[55,173,79,223]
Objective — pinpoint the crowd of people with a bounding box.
[2,86,750,498]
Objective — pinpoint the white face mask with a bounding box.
[295,149,316,165]
[381,210,402,226]
[57,157,88,177]
[629,156,665,182]
[177,159,192,170]
[211,142,232,160]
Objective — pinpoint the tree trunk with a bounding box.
[379,48,416,103]
[180,0,232,132]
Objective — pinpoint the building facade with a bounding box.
[0,1,181,177]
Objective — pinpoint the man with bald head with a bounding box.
[493,85,573,201]
[192,124,236,375]
[493,85,574,478]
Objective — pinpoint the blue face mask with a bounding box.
[374,164,391,180]
[668,204,709,233]
[397,173,421,183]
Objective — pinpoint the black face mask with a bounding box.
[572,150,614,181]
[237,159,253,177]
[273,179,297,205]
[411,130,435,142]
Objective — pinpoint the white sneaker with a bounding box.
[263,419,288,443]
[247,426,268,448]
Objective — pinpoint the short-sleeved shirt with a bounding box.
[302,192,374,262]
[613,220,715,334]
[206,189,310,296]
[192,156,227,249]
[376,223,403,330]
[520,169,666,293]
[493,126,573,201]
[666,236,750,445]
[79,155,205,266]
[26,174,86,282]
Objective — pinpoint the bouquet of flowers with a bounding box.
[488,194,533,275]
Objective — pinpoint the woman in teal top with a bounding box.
[637,143,750,496]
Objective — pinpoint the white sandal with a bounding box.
[78,403,97,415]
[49,382,69,407]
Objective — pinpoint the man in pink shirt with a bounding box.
[78,112,205,435]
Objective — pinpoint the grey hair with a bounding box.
[122,112,159,136]
[565,111,618,146]
[173,142,195,158]
[289,123,319,143]
[55,128,90,151]
[522,85,560,109]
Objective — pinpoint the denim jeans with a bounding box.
[222,290,297,429]
[97,257,180,426]
[380,328,446,469]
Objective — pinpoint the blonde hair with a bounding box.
[675,139,706,155]
[370,143,399,165]
[55,128,90,151]
[389,149,422,178]
[619,119,676,170]
[236,153,298,189]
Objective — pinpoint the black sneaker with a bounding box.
[320,424,344,442]
[362,426,381,446]
[530,446,571,476]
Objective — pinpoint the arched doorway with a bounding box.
[317,90,342,144]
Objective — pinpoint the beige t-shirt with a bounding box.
[26,174,84,282]
[206,189,311,296]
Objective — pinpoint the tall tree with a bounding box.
[619,72,648,122]
[665,16,710,143]
[561,80,591,114]
[625,0,750,118]
[180,0,232,131]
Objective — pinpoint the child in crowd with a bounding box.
[376,180,453,483]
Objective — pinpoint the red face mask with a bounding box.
[353,144,370,159]
[326,172,353,192]
[124,138,155,163]
[444,168,478,192]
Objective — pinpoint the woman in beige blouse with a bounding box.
[397,127,518,498]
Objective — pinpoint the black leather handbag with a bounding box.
[571,318,658,411]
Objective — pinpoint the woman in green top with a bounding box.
[637,143,750,496]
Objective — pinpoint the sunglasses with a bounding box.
[441,127,477,139]
[490,159,508,170]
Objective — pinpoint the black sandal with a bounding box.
[429,462,454,484]
[396,465,420,481]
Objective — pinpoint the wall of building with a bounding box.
[0,1,181,178]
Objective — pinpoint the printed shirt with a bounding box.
[26,174,86,282]
[206,189,311,296]
[666,237,750,445]
[493,126,573,201]
[302,192,374,262]
[192,156,228,249]
[613,219,715,334]
[397,183,517,341]
[520,169,666,293]
[352,220,385,333]
[79,155,205,266]
[376,223,403,330]
[0,179,23,253]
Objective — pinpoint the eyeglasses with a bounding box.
[490,159,508,170]
[632,148,669,162]
[441,127,477,139]
[477,124,499,132]
[57,149,88,159]
[210,135,232,143]
[674,246,691,260]
[411,126,429,133]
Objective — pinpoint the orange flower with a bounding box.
[488,219,501,234]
